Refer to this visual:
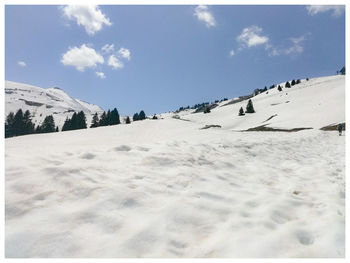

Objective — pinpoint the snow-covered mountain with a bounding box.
[5,74,345,258]
[5,81,104,128]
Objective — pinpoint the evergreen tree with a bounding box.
[125,116,131,124]
[62,117,71,131]
[340,66,345,75]
[41,115,56,133]
[152,115,158,119]
[306,78,309,81]
[35,125,42,134]
[245,99,255,113]
[110,108,120,125]
[55,126,59,132]
[291,79,296,86]
[296,79,301,84]
[139,110,146,120]
[278,85,282,92]
[106,110,111,125]
[5,112,15,138]
[204,107,211,113]
[99,111,108,126]
[285,81,291,88]
[238,107,245,116]
[23,110,35,134]
[133,113,139,121]
[13,109,25,136]
[90,113,99,128]
[70,112,78,130]
[77,111,87,129]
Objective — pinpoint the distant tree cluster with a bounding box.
[175,97,228,113]
[132,110,146,121]
[203,107,211,114]
[62,111,87,131]
[285,79,301,88]
[90,108,120,128]
[5,109,57,138]
[254,84,276,96]
[238,99,255,116]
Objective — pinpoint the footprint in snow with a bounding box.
[114,145,132,152]
[296,230,315,245]
[80,153,96,160]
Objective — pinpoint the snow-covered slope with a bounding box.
[164,75,345,131]
[5,75,345,258]
[5,81,104,128]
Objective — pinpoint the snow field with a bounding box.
[5,118,345,257]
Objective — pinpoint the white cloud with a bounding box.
[61,44,104,71]
[306,5,344,17]
[229,50,235,57]
[117,48,131,60]
[95,71,106,79]
[236,25,269,48]
[101,44,115,53]
[18,61,26,67]
[108,55,124,70]
[61,5,112,35]
[194,5,216,28]
[267,34,309,57]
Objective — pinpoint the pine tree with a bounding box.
[238,107,245,116]
[278,85,282,92]
[204,107,211,113]
[23,110,34,134]
[340,66,345,75]
[296,79,301,84]
[99,112,107,126]
[41,115,56,133]
[106,110,111,125]
[285,81,291,88]
[13,109,25,136]
[90,113,99,128]
[152,115,158,119]
[245,99,255,113]
[139,110,146,120]
[70,112,78,130]
[35,125,42,134]
[133,113,139,121]
[291,79,296,86]
[5,112,15,138]
[62,117,71,131]
[125,116,131,124]
[110,108,120,125]
[77,111,87,129]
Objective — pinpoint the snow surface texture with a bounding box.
[5,75,345,257]
[5,81,104,129]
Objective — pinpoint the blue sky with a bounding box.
[5,5,345,116]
